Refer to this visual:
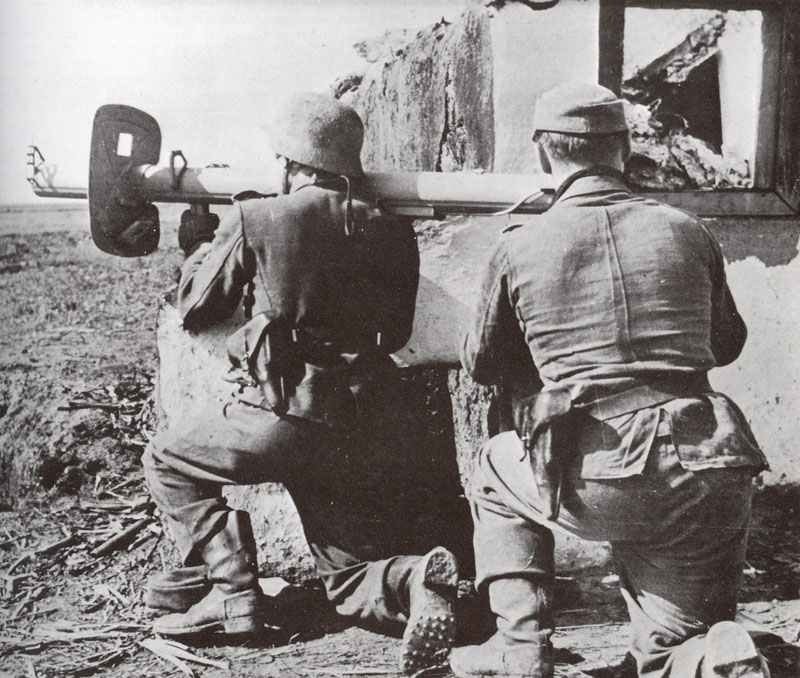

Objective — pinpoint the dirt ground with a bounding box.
[1,205,799,677]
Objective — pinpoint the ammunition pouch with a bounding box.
[512,387,577,521]
[512,373,713,520]
[225,313,363,426]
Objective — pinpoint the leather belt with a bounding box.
[579,373,711,421]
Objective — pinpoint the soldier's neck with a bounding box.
[288,173,318,193]
[549,158,624,188]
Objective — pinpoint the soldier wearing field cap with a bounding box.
[142,92,460,673]
[450,82,772,678]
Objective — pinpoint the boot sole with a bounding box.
[152,591,263,637]
[400,548,459,674]
[153,614,262,636]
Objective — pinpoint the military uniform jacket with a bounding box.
[178,183,420,426]
[461,171,767,479]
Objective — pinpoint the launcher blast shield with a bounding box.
[27,104,555,257]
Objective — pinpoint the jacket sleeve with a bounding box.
[178,204,257,332]
[461,240,531,385]
[705,227,747,366]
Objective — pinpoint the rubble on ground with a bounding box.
[624,12,726,98]
[37,372,156,496]
[623,99,751,190]
[621,11,751,190]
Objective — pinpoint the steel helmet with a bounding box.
[532,82,628,140]
[266,92,365,177]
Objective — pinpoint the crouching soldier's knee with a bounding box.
[470,431,524,498]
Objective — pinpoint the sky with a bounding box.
[0,0,466,204]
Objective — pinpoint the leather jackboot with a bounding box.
[702,621,771,678]
[450,576,554,678]
[153,511,264,636]
[145,565,210,612]
[399,547,460,674]
[451,437,558,678]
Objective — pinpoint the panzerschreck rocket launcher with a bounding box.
[27,104,554,257]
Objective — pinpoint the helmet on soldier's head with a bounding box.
[266,92,365,177]
[532,82,628,141]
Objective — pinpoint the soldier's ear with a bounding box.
[280,158,291,195]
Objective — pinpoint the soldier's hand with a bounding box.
[108,203,160,256]
[178,210,220,255]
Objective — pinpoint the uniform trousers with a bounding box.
[471,420,758,677]
[142,385,456,634]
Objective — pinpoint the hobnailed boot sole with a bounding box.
[400,547,459,674]
[703,621,771,678]
[153,588,263,637]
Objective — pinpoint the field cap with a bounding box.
[265,92,365,177]
[532,82,628,140]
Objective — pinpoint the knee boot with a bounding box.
[396,547,460,675]
[153,510,264,636]
[450,575,555,678]
[450,487,556,678]
[145,565,210,612]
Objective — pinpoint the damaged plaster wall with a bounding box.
[154,2,613,575]
[708,221,800,485]
[341,10,494,174]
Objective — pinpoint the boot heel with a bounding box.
[423,547,459,589]
[401,548,460,674]
[223,615,261,634]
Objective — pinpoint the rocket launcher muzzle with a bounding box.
[27,104,555,257]
[88,105,162,256]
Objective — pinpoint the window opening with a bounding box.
[621,8,765,192]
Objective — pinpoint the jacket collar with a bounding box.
[552,166,631,205]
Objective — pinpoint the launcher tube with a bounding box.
[33,162,555,216]
[131,165,555,215]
